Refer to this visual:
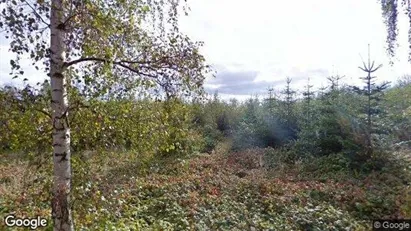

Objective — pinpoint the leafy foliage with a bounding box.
[2,141,410,230]
[379,0,411,61]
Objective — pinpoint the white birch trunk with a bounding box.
[50,0,73,230]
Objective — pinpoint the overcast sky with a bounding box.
[1,0,410,100]
[178,0,411,100]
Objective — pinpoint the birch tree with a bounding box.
[0,0,210,230]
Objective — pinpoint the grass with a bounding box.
[1,142,410,230]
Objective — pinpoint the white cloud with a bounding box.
[1,0,410,100]
[179,0,411,98]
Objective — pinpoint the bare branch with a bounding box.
[370,64,383,73]
[63,57,162,79]
[64,57,156,67]
[23,0,50,27]
[62,13,79,27]
[62,11,97,28]
[63,57,110,67]
[34,107,52,118]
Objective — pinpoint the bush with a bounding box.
[216,112,231,134]
[299,153,352,180]
[232,121,264,151]
[201,124,223,153]
[288,203,367,230]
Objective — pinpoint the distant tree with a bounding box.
[279,77,298,140]
[309,75,355,156]
[318,84,328,100]
[216,110,231,134]
[212,91,220,103]
[396,74,411,87]
[327,75,345,92]
[293,77,321,156]
[281,77,297,119]
[243,97,260,125]
[232,97,264,150]
[315,96,344,155]
[264,87,276,115]
[229,98,239,107]
[302,77,315,119]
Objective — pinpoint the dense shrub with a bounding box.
[0,85,204,161]
[5,143,410,230]
[0,85,51,155]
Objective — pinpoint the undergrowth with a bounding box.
[1,142,410,230]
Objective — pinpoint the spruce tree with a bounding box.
[352,45,390,156]
[279,77,298,141]
[302,77,315,120]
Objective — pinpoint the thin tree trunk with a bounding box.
[367,74,372,156]
[50,0,73,230]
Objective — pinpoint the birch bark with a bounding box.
[50,0,73,230]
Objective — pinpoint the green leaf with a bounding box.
[142,5,150,12]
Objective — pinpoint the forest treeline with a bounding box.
[1,73,411,230]
[1,73,410,170]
